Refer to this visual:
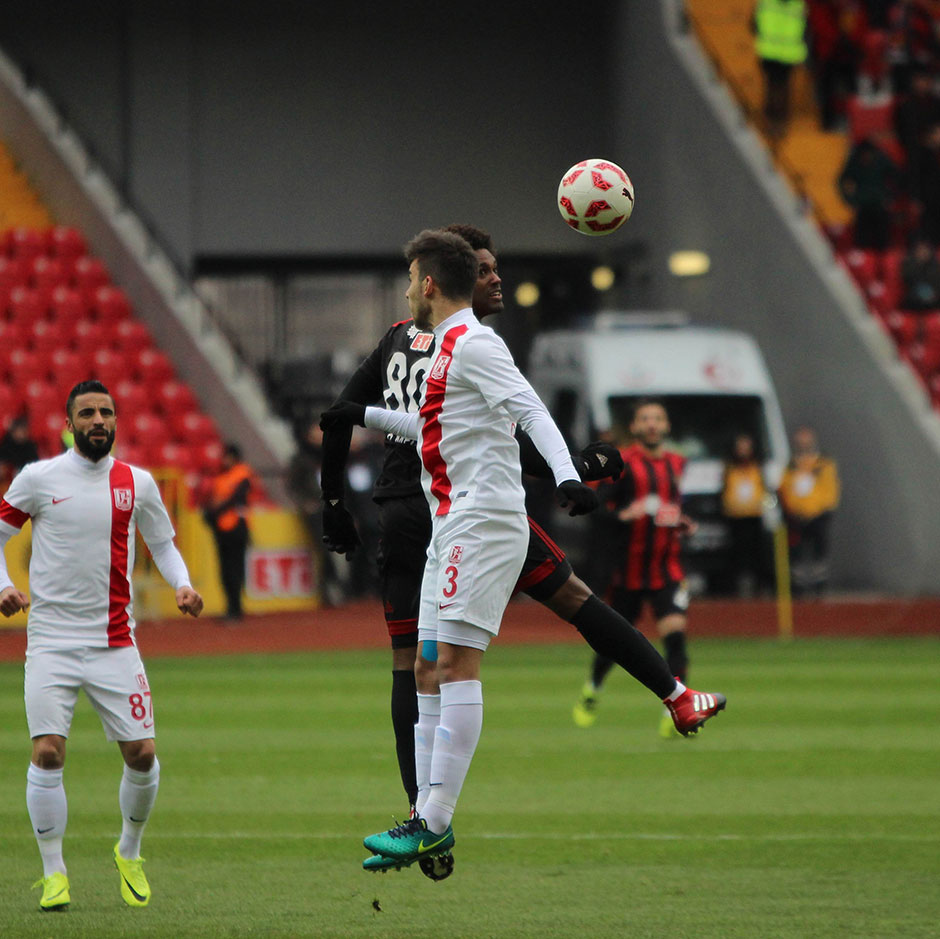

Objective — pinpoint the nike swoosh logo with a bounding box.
[120,873,147,902]
[37,826,55,834]
[417,833,451,854]
[129,816,147,823]
[45,886,67,900]
[51,496,73,505]
[439,602,456,610]
[142,721,154,729]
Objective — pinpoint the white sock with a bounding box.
[665,681,687,702]
[413,693,441,815]
[118,757,160,860]
[26,763,67,877]
[421,679,483,835]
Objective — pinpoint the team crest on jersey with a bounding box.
[410,332,433,352]
[449,545,463,563]
[113,488,133,511]
[136,672,149,691]
[431,354,451,380]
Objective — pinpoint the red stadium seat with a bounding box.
[48,349,87,392]
[0,382,26,420]
[33,410,67,457]
[7,285,49,323]
[7,348,50,385]
[90,347,129,388]
[884,309,920,346]
[191,438,223,474]
[49,285,91,327]
[91,285,131,323]
[128,411,170,450]
[23,379,60,418]
[178,410,217,445]
[110,318,152,353]
[842,249,879,287]
[7,227,48,262]
[71,255,110,294]
[111,377,148,417]
[152,441,195,472]
[27,318,68,359]
[0,318,29,356]
[48,226,87,263]
[0,255,29,292]
[116,442,149,468]
[29,255,68,292]
[133,347,175,384]
[155,380,197,415]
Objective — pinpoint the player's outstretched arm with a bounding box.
[176,586,203,617]
[579,442,624,481]
[0,585,29,617]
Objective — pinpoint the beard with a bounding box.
[74,427,115,462]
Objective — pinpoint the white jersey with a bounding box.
[0,449,189,650]
[365,308,578,517]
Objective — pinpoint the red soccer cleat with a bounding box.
[664,686,727,736]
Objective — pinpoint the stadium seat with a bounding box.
[48,226,87,263]
[91,285,131,323]
[27,318,68,359]
[152,441,195,472]
[7,348,50,385]
[116,442,149,468]
[0,318,29,355]
[33,410,66,457]
[134,347,175,385]
[111,377,148,417]
[71,318,100,362]
[111,318,152,353]
[71,255,110,294]
[842,248,879,287]
[155,380,198,415]
[7,285,49,323]
[884,310,920,346]
[0,382,26,420]
[91,347,129,388]
[29,255,69,291]
[191,438,223,474]
[0,255,29,291]
[7,226,47,262]
[48,285,91,327]
[178,410,217,445]
[49,348,87,391]
[23,378,60,417]
[128,411,170,450]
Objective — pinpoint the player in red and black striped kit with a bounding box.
[320,226,725,877]
[573,398,701,738]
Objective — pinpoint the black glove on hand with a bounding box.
[322,499,361,556]
[579,441,624,481]
[556,479,599,516]
[319,401,366,432]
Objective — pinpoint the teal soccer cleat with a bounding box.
[363,816,455,862]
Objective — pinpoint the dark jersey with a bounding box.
[602,443,686,591]
[321,319,436,502]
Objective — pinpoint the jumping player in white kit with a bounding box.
[321,229,599,870]
[0,380,203,912]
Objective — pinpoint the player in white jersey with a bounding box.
[322,229,599,870]
[0,380,203,912]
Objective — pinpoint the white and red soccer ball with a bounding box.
[557,158,634,236]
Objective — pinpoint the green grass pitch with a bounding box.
[0,638,937,938]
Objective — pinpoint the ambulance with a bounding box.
[526,312,789,592]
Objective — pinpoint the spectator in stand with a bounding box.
[778,426,841,597]
[807,0,864,131]
[720,433,770,597]
[914,122,940,244]
[838,135,900,249]
[203,443,253,621]
[0,417,40,493]
[894,69,940,194]
[887,0,940,96]
[753,0,809,139]
[286,417,344,607]
[899,232,940,310]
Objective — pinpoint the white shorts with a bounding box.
[417,509,528,645]
[24,645,155,743]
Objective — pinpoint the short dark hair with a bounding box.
[404,229,478,301]
[66,380,112,419]
[224,442,242,461]
[443,223,495,254]
[631,397,668,421]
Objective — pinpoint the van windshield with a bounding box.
[607,394,769,461]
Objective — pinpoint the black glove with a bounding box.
[556,479,599,516]
[319,401,366,432]
[322,499,361,556]
[578,441,624,481]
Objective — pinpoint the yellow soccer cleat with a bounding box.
[33,871,70,912]
[114,843,151,907]
[572,683,600,728]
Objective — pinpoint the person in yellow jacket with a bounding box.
[778,426,840,597]
[753,0,808,138]
[721,433,769,596]
[204,443,254,620]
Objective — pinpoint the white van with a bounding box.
[526,312,789,592]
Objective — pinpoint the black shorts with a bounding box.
[514,516,573,603]
[377,494,430,648]
[608,580,689,625]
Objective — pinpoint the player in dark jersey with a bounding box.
[320,226,726,877]
[572,398,699,739]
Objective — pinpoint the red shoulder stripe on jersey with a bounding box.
[419,324,468,516]
[0,498,30,529]
[108,461,135,647]
[392,318,412,327]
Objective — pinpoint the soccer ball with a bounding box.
[557,158,634,236]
